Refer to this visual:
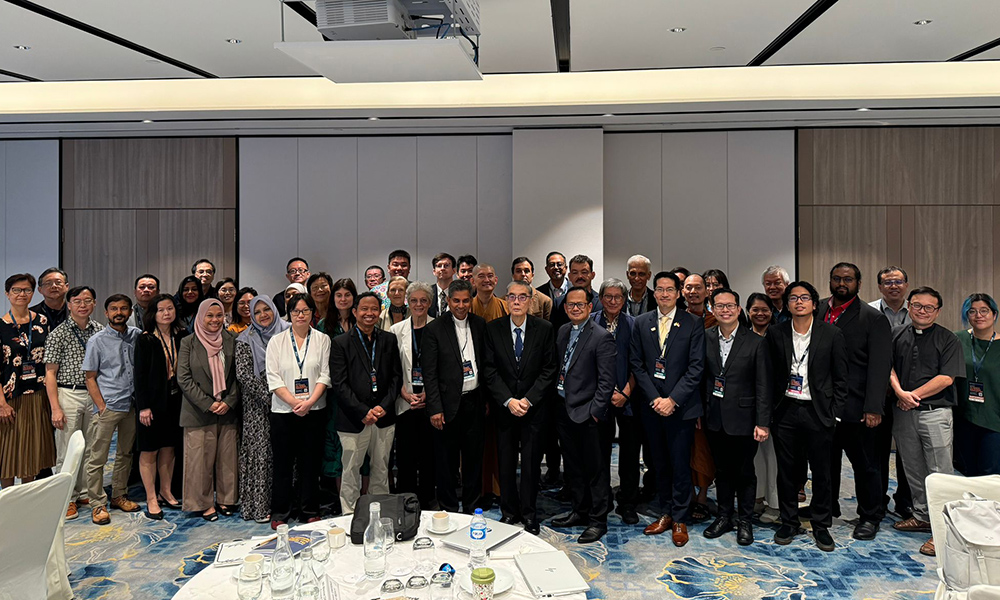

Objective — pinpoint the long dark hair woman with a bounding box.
[175,275,206,334]
[214,278,238,328]
[134,294,186,518]
[320,278,358,496]
[228,286,257,335]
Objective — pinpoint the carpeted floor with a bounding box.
[63,440,939,599]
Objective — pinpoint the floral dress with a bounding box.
[235,340,273,520]
[0,312,55,479]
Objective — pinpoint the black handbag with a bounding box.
[349,493,421,545]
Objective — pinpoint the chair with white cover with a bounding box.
[927,473,1000,600]
[0,472,74,600]
[47,430,85,600]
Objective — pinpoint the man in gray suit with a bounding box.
[549,287,616,544]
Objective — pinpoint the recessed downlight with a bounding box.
[913,19,932,26]
[856,107,870,112]
[710,46,726,52]
[226,38,242,44]
[669,27,686,33]
[602,113,614,118]
[13,45,30,51]
[141,120,154,124]
[368,116,380,121]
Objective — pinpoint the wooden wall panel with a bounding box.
[811,206,888,303]
[62,210,138,303]
[153,209,235,294]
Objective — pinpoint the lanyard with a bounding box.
[155,329,176,368]
[562,328,581,370]
[970,331,995,382]
[457,321,470,356]
[8,310,31,350]
[356,327,377,370]
[791,344,809,375]
[411,320,421,364]
[290,328,312,376]
[70,322,90,351]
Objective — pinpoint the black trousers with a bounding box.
[394,407,437,509]
[773,400,835,529]
[497,402,547,522]
[877,398,913,515]
[831,420,882,522]
[599,410,642,508]
[433,390,485,513]
[555,403,609,527]
[706,429,758,521]
[638,403,695,523]
[543,391,562,479]
[270,409,325,521]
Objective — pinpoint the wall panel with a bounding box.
[416,137,478,282]
[62,209,138,303]
[154,209,234,294]
[603,133,661,281]
[811,206,888,303]
[298,137,358,285]
[476,136,514,276]
[357,138,418,284]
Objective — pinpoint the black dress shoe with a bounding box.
[852,520,879,541]
[578,526,607,544]
[555,487,572,502]
[774,524,798,545]
[552,512,587,528]
[703,516,734,539]
[616,506,639,525]
[216,504,235,517]
[144,509,164,520]
[524,520,540,535]
[737,520,754,546]
[814,527,835,552]
[500,515,521,525]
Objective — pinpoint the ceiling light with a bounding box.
[602,113,614,118]
[13,45,30,51]
[368,116,380,121]
[226,38,242,44]
[710,46,726,52]
[669,27,686,33]
[141,120,154,123]
[913,19,932,26]
[856,107,870,112]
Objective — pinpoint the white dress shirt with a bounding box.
[454,315,479,392]
[719,324,738,366]
[788,322,812,401]
[265,327,332,413]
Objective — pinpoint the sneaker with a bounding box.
[66,501,79,520]
[893,517,932,533]
[92,505,111,525]
[111,495,141,513]
[77,497,90,505]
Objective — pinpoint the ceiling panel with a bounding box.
[0,75,25,83]
[971,48,1000,62]
[0,3,194,81]
[478,0,556,73]
[34,0,322,78]
[768,0,1000,65]
[570,0,812,71]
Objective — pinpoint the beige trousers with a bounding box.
[86,407,136,508]
[183,423,239,511]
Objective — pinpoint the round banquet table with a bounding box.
[172,511,588,600]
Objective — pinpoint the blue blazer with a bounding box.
[629,308,706,420]
[556,318,617,424]
[591,310,634,416]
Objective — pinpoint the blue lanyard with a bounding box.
[562,328,581,370]
[70,322,89,351]
[290,328,312,376]
[356,327,377,370]
[8,310,31,350]
[410,320,421,364]
[970,331,995,382]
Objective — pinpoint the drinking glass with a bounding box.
[430,571,453,600]
[310,529,331,577]
[236,558,263,600]
[406,575,430,600]
[380,518,396,554]
[380,578,405,600]
[412,537,436,576]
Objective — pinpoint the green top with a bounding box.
[471,568,496,585]
[955,329,1000,433]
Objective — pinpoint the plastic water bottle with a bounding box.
[269,524,296,599]
[294,547,322,599]
[364,502,387,579]
[469,508,488,568]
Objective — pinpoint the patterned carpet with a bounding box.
[62,439,940,600]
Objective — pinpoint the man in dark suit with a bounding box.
[429,252,456,318]
[702,288,771,546]
[626,255,657,317]
[630,271,704,547]
[549,286,616,543]
[551,255,604,332]
[767,281,848,552]
[819,262,892,541]
[330,292,402,514]
[537,251,567,487]
[424,279,488,513]
[482,281,557,535]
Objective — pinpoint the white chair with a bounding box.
[47,430,85,600]
[927,473,1000,600]
[0,472,74,600]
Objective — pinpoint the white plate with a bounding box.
[458,566,516,596]
[424,522,459,535]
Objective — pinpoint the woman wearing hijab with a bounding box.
[177,299,240,521]
[176,275,206,333]
[283,283,307,320]
[234,295,287,523]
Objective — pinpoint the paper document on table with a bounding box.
[214,536,271,566]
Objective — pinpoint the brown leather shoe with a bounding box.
[643,515,673,535]
[77,497,90,505]
[672,522,689,547]
[111,495,141,513]
[92,505,110,525]
[893,517,932,533]
[66,501,79,520]
[919,538,936,556]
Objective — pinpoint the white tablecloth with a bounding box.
[172,512,587,600]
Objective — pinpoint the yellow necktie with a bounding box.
[659,314,670,348]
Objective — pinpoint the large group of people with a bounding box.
[0,251,994,559]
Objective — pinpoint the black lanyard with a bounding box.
[356,327,377,370]
[791,344,809,376]
[8,310,31,350]
[70,322,90,351]
[290,328,312,376]
[971,331,995,382]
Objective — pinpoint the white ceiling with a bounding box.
[479,0,555,73]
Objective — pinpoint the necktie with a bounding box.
[514,327,523,362]
[658,314,670,348]
[440,291,448,314]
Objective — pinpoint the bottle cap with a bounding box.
[474,508,483,515]
[470,568,495,585]
[370,501,381,511]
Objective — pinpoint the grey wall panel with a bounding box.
[476,136,514,280]
[239,138,300,302]
[603,133,662,281]
[416,136,478,282]
[298,138,359,285]
[357,137,418,284]
[661,132,729,276]
[726,131,796,300]
[0,142,5,311]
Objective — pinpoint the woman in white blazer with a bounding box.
[390,281,436,509]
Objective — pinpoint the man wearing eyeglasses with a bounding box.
[818,263,892,541]
[275,257,310,317]
[537,252,569,302]
[869,266,911,328]
[511,257,552,321]
[43,285,104,520]
[889,286,964,557]
[191,259,217,298]
[481,281,557,536]
[625,255,656,317]
[31,267,69,332]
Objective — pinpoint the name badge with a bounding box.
[557,371,565,392]
[786,374,804,396]
[654,358,666,380]
[462,360,475,381]
[411,367,423,386]
[294,378,310,397]
[370,370,378,393]
[713,377,725,398]
[970,381,986,403]
[20,362,37,380]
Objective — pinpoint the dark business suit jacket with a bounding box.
[555,319,616,423]
[591,310,635,416]
[551,290,604,331]
[482,315,557,415]
[766,319,849,428]
[135,330,186,414]
[177,331,241,428]
[630,308,706,421]
[535,282,562,306]
[330,327,402,433]
[428,283,450,319]
[423,312,488,423]
[703,325,772,436]
[818,297,892,420]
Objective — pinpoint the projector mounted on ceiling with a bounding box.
[314,0,480,41]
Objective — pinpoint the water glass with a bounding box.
[380,518,396,554]
[406,575,430,600]
[430,571,453,600]
[412,537,436,576]
[236,558,263,600]
[310,529,331,576]
[380,578,405,600]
